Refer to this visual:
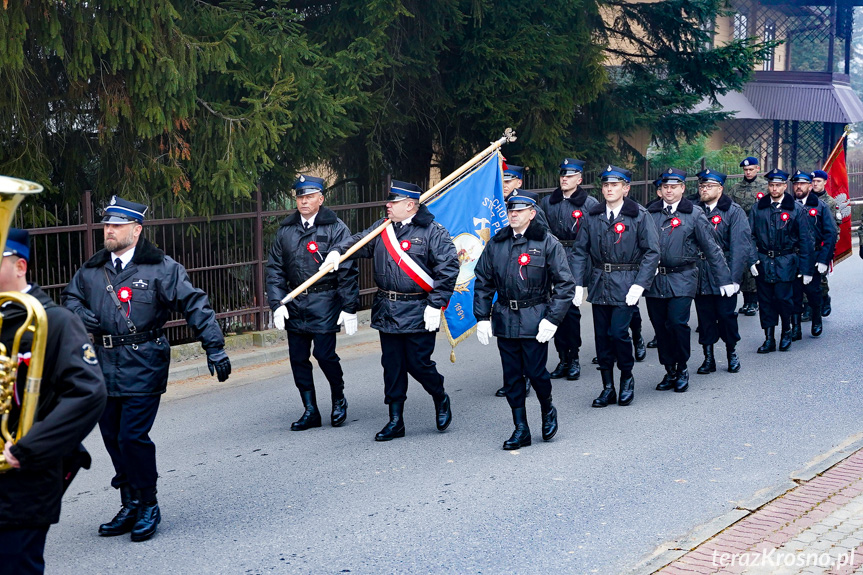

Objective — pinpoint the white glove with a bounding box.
[719,284,736,297]
[536,318,557,343]
[624,284,644,306]
[733,283,740,294]
[424,306,441,331]
[476,320,492,345]
[572,286,584,307]
[816,262,828,274]
[802,275,813,285]
[320,250,340,273]
[750,264,759,277]
[337,311,358,336]
[273,305,289,330]
[837,210,844,222]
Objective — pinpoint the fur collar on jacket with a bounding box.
[281,206,339,227]
[589,196,641,218]
[756,192,796,211]
[84,236,165,268]
[647,196,694,214]
[548,186,589,207]
[492,219,547,243]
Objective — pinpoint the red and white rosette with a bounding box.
[780,211,790,228]
[670,217,681,229]
[518,253,530,280]
[306,240,321,263]
[756,192,764,200]
[400,239,411,251]
[571,209,583,232]
[613,222,625,244]
[117,286,132,317]
[711,214,722,229]
[808,208,818,218]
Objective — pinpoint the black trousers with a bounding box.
[552,304,582,360]
[792,270,823,315]
[593,304,636,372]
[497,337,552,409]
[630,307,643,336]
[0,527,48,575]
[287,331,344,398]
[755,278,795,330]
[379,331,445,405]
[646,296,693,367]
[99,395,161,500]
[694,294,740,347]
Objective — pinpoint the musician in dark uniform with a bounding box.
[539,158,597,382]
[749,170,814,353]
[474,190,574,450]
[0,227,106,574]
[571,166,660,408]
[266,175,359,430]
[63,197,231,542]
[322,181,459,441]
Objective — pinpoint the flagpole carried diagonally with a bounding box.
[280,129,517,305]
[822,124,852,171]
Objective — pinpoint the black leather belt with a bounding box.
[96,329,163,349]
[657,262,697,275]
[378,289,428,301]
[504,296,549,311]
[758,248,796,258]
[292,281,338,295]
[558,239,574,247]
[600,263,639,272]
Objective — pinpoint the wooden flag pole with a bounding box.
[280,128,517,304]
[822,124,852,171]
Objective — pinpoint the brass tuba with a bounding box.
[0,175,47,472]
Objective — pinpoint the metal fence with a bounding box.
[20,161,863,344]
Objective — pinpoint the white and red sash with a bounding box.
[381,224,436,292]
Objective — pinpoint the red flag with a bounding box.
[825,145,853,263]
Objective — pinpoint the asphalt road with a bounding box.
[46,255,863,575]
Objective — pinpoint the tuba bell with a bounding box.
[0,175,47,472]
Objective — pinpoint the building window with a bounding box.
[733,13,748,40]
[762,19,776,71]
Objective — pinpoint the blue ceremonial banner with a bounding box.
[426,152,508,357]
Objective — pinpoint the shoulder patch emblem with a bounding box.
[82,343,99,366]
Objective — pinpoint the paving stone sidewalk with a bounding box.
[655,449,863,575]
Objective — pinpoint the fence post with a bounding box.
[254,185,265,332]
[83,190,94,260]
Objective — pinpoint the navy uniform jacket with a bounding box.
[473,220,575,339]
[695,194,755,295]
[266,207,359,334]
[749,193,814,283]
[0,285,106,528]
[571,197,660,306]
[645,197,731,299]
[62,237,225,396]
[335,204,459,334]
[798,193,838,271]
[539,186,600,276]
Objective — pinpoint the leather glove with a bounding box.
[733,283,740,294]
[338,311,358,336]
[536,319,557,343]
[719,284,736,297]
[206,349,232,382]
[802,275,813,285]
[424,306,441,331]
[476,320,492,346]
[750,263,759,277]
[320,250,340,273]
[77,308,100,331]
[273,305,289,330]
[816,262,828,274]
[624,284,644,306]
[572,286,584,307]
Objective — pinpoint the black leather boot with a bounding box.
[656,365,677,391]
[503,407,531,450]
[779,322,793,351]
[757,328,776,354]
[591,356,598,364]
[291,390,322,431]
[592,370,617,408]
[618,371,635,406]
[495,385,506,397]
[130,495,161,542]
[539,396,558,441]
[696,345,716,374]
[566,357,581,380]
[822,294,831,316]
[375,402,405,441]
[525,380,531,397]
[633,335,647,362]
[434,393,452,431]
[331,397,348,427]
[549,355,569,379]
[674,364,689,393]
[99,485,140,537]
[800,307,812,322]
[727,346,741,373]
[790,314,802,341]
[646,337,658,348]
[811,308,823,337]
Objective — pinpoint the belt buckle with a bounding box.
[603,263,612,272]
[658,267,667,275]
[768,250,776,258]
[387,291,398,301]
[301,289,310,296]
[102,334,113,349]
[509,300,519,311]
